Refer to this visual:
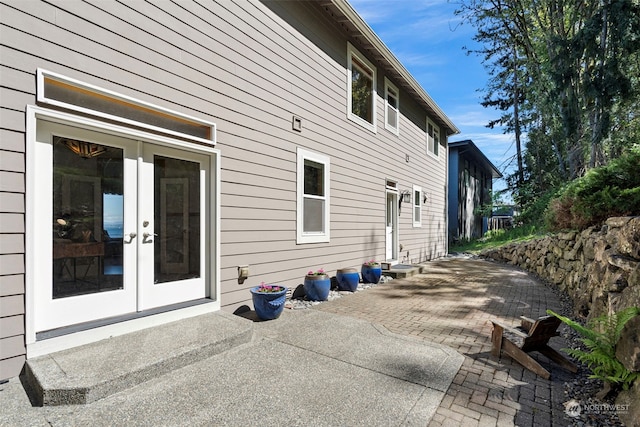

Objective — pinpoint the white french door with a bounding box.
[33,121,210,333]
[385,190,398,262]
[138,144,209,310]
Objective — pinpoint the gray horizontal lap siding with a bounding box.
[0,0,448,378]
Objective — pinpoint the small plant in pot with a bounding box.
[250,282,288,321]
[361,260,382,284]
[304,268,331,301]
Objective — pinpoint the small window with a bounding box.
[38,69,216,145]
[427,118,440,157]
[385,78,399,135]
[413,185,422,227]
[297,148,330,243]
[347,43,376,132]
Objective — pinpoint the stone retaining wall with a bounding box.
[481,218,640,364]
[481,216,639,321]
[481,216,640,424]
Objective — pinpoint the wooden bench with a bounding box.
[490,315,578,379]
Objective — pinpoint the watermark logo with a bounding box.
[564,399,581,418]
[564,399,630,418]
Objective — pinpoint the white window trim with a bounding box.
[384,77,399,135]
[413,184,422,227]
[297,147,330,244]
[426,117,440,158]
[347,42,377,133]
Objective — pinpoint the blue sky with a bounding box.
[349,0,515,198]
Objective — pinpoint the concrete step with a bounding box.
[22,311,254,406]
[383,264,425,279]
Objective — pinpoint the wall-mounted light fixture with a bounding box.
[399,190,411,210]
[423,193,428,204]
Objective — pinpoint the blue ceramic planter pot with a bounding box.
[361,264,382,284]
[304,275,331,301]
[250,285,288,321]
[336,268,360,292]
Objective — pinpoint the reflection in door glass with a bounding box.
[52,137,124,298]
[154,155,201,284]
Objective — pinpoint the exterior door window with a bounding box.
[53,138,124,299]
[155,156,200,282]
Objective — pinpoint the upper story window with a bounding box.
[427,118,440,157]
[347,42,376,132]
[413,185,422,227]
[297,148,330,244]
[384,78,399,135]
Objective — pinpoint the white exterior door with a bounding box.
[385,190,398,262]
[138,144,209,310]
[33,120,210,333]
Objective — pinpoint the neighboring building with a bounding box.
[0,0,458,379]
[448,140,502,242]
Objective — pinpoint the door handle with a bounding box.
[123,232,137,244]
[142,232,157,243]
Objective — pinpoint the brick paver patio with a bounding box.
[315,256,577,427]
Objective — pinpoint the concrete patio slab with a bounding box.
[22,311,253,405]
[3,307,463,426]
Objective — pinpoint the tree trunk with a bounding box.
[512,46,525,186]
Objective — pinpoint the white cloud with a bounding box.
[351,0,469,46]
[449,109,495,128]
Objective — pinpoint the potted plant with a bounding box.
[250,282,288,321]
[361,260,382,284]
[304,268,331,301]
[336,267,360,292]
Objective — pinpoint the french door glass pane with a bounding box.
[154,155,200,284]
[52,137,124,298]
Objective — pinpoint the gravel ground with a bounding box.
[284,275,393,310]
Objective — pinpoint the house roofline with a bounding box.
[324,0,460,136]
[449,139,502,178]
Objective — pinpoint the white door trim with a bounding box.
[385,188,399,263]
[25,105,220,353]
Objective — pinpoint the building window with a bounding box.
[297,148,330,243]
[347,43,376,132]
[427,118,440,157]
[38,69,216,145]
[413,185,422,227]
[384,78,399,135]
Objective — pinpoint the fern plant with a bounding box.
[547,307,640,390]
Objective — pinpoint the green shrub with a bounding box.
[546,148,640,231]
[517,189,556,227]
[547,307,640,390]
